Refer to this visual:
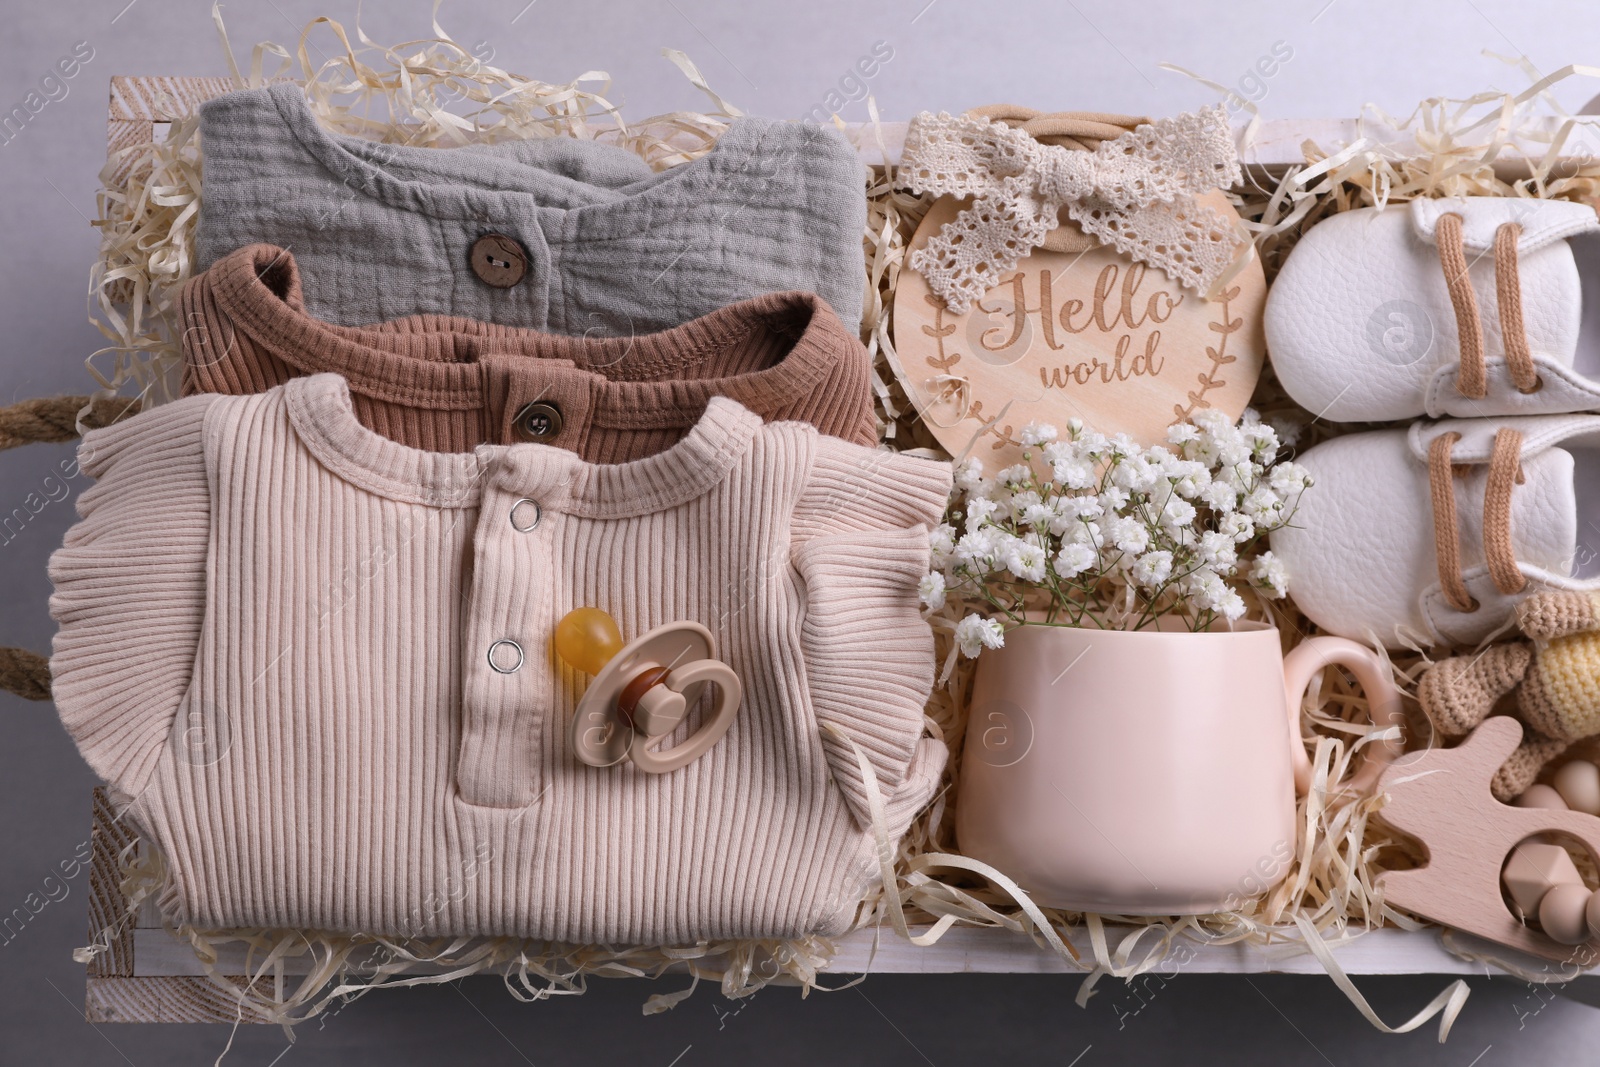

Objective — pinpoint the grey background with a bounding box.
[5,0,1600,1063]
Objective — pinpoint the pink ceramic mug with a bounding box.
[955,621,1404,915]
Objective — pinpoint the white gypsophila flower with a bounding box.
[1037,498,1070,536]
[997,463,1032,490]
[1164,454,1193,478]
[1250,551,1289,598]
[1212,462,1248,493]
[1055,541,1097,577]
[1219,437,1254,468]
[1021,501,1057,530]
[955,614,1006,658]
[1240,486,1283,524]
[1008,489,1042,520]
[1198,530,1238,570]
[1105,515,1150,556]
[1062,518,1106,549]
[1201,480,1239,513]
[1047,495,1104,536]
[1183,564,1214,589]
[1111,453,1158,493]
[1220,511,1255,543]
[965,495,1000,530]
[1003,537,1049,582]
[955,527,1003,571]
[1108,432,1139,460]
[1041,440,1073,467]
[1070,495,1106,521]
[918,571,947,610]
[953,457,986,494]
[1167,422,1200,447]
[1161,457,1211,500]
[1019,421,1059,447]
[1052,456,1098,490]
[1184,567,1227,608]
[1192,408,1232,435]
[1244,421,1280,459]
[1160,495,1197,529]
[1195,412,1253,469]
[1268,461,1313,497]
[1131,550,1174,588]
[1216,587,1247,621]
[929,523,957,569]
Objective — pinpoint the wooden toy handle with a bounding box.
[1282,636,1405,796]
[629,659,743,774]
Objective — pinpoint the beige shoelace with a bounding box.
[1427,427,1529,612]
[1435,213,1542,398]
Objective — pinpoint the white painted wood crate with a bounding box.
[81,75,1600,1024]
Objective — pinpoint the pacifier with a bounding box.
[554,607,742,773]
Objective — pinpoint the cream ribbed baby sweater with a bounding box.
[49,375,950,941]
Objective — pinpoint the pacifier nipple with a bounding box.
[554,607,624,676]
[557,606,743,774]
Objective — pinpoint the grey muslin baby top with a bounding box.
[195,84,867,336]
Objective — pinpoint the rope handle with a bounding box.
[0,647,50,701]
[0,393,143,701]
[0,394,141,451]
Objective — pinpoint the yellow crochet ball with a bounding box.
[554,607,624,677]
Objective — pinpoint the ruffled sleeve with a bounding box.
[791,436,953,833]
[47,394,218,800]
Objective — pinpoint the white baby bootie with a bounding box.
[1266,197,1600,421]
[1272,414,1600,648]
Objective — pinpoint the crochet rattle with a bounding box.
[554,608,742,773]
[1419,589,1600,801]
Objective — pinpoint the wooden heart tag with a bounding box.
[891,191,1266,466]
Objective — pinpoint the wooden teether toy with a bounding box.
[1497,757,1600,945]
[1377,717,1600,961]
[555,607,742,774]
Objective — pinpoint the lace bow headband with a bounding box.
[899,106,1246,312]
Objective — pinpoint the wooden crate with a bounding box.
[80,75,1600,1024]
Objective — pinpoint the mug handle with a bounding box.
[1281,636,1405,796]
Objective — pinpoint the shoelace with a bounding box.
[1427,427,1529,612]
[1435,212,1543,398]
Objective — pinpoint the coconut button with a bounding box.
[513,401,564,442]
[470,233,529,288]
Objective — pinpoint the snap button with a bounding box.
[487,639,525,674]
[514,401,564,442]
[470,234,528,289]
[509,498,542,532]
